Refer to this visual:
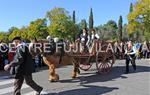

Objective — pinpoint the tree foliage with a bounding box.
[8,19,48,41]
[89,8,94,31]
[73,10,76,23]
[0,32,9,43]
[130,3,133,12]
[27,18,49,39]
[118,15,123,41]
[122,24,129,41]
[8,27,21,40]
[46,7,78,41]
[127,0,150,40]
[96,20,118,41]
[79,19,87,30]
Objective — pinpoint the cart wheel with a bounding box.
[96,61,112,74]
[79,63,92,71]
[79,56,93,71]
[96,54,115,74]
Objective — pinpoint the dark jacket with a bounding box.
[10,44,35,75]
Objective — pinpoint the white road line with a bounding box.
[0,79,14,86]
[0,77,49,95]
[23,90,49,95]
[0,84,29,95]
[23,91,35,95]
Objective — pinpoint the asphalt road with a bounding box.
[0,59,150,95]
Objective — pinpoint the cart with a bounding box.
[70,40,115,74]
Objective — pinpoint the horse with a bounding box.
[29,38,80,82]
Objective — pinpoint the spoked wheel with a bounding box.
[96,53,115,74]
[96,61,112,74]
[79,56,93,71]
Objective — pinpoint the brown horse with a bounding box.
[29,38,80,82]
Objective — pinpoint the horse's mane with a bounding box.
[37,39,49,43]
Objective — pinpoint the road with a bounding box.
[0,59,150,95]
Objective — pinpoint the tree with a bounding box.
[122,24,129,41]
[128,2,136,40]
[107,20,118,40]
[8,27,28,41]
[79,19,87,29]
[73,10,76,23]
[130,3,133,12]
[20,26,28,40]
[9,27,21,40]
[89,8,94,31]
[8,19,48,41]
[0,32,9,43]
[46,7,78,41]
[118,15,123,41]
[96,25,107,40]
[27,18,49,39]
[127,0,150,41]
[8,27,18,35]
[96,20,118,41]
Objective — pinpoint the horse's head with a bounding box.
[29,38,42,57]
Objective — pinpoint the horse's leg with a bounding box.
[72,60,80,78]
[48,64,59,82]
[43,57,59,82]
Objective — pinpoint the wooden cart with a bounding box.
[69,41,115,74]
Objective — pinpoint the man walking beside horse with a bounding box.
[4,36,44,95]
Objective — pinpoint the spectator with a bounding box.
[134,41,142,59]
[0,40,8,70]
[142,41,149,59]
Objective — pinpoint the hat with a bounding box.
[12,36,21,42]
[46,36,52,40]
[91,29,95,32]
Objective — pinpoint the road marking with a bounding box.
[0,78,49,95]
[0,79,14,86]
[23,91,35,95]
[23,90,49,95]
[0,79,29,95]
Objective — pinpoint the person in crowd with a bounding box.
[38,54,46,67]
[0,40,3,70]
[142,41,149,59]
[8,45,16,62]
[34,55,41,68]
[114,41,120,59]
[120,41,125,59]
[114,41,124,59]
[4,36,43,95]
[134,41,142,59]
[124,41,136,74]
[147,42,150,58]
[0,40,8,70]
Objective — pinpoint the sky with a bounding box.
[0,0,137,31]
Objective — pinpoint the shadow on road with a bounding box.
[44,85,119,95]
[59,65,150,84]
